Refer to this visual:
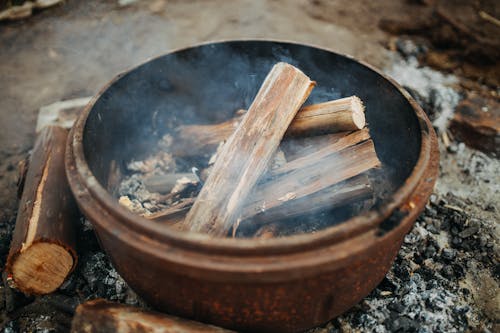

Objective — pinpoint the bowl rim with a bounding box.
[67,39,434,256]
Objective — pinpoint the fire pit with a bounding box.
[65,40,438,332]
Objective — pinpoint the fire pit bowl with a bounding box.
[66,40,438,332]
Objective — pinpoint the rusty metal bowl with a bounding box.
[66,40,438,332]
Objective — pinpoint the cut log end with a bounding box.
[350,96,365,114]
[352,111,366,129]
[11,242,74,294]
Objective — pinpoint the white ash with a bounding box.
[126,151,176,174]
[384,56,461,133]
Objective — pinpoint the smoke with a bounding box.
[83,41,420,237]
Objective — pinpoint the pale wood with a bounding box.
[183,63,315,236]
[280,131,349,161]
[6,126,77,295]
[11,243,73,295]
[143,173,198,194]
[71,299,235,333]
[288,96,365,135]
[242,140,380,222]
[270,128,370,177]
[173,96,364,157]
[251,174,372,237]
[149,138,380,235]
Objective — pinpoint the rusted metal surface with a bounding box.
[65,40,439,332]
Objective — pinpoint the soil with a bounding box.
[0,1,498,332]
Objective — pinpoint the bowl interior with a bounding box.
[82,40,421,235]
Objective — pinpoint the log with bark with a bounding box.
[183,62,315,236]
[6,126,78,295]
[173,96,365,157]
[70,299,235,333]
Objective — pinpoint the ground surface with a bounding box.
[0,1,498,332]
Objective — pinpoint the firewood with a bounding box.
[173,96,364,157]
[289,96,365,135]
[280,131,350,161]
[183,62,315,236]
[143,173,199,194]
[243,140,380,221]
[251,174,373,238]
[149,139,380,235]
[270,128,370,177]
[70,299,235,333]
[6,126,77,295]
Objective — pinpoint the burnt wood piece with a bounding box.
[6,126,77,295]
[173,96,364,157]
[149,139,380,235]
[183,62,315,236]
[449,95,499,156]
[70,299,235,333]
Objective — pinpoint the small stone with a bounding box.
[458,225,479,238]
[441,248,457,261]
[441,265,454,278]
[426,224,439,234]
[447,143,458,154]
[424,245,437,258]
[452,236,462,246]
[388,301,406,313]
[389,316,420,332]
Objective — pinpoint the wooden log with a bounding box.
[143,173,198,194]
[270,128,370,177]
[251,174,373,238]
[280,131,349,160]
[149,138,380,234]
[6,126,77,295]
[70,299,235,333]
[173,96,364,157]
[243,140,380,222]
[183,62,315,236]
[289,96,365,135]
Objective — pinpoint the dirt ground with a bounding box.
[0,1,498,332]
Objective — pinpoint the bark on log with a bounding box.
[173,96,364,157]
[70,299,235,333]
[183,62,315,236]
[6,126,77,295]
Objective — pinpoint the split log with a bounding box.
[289,96,365,135]
[280,131,349,160]
[6,126,77,295]
[149,138,380,234]
[243,139,380,222]
[143,173,199,194]
[251,174,373,238]
[70,299,234,333]
[270,128,370,177]
[173,96,364,157]
[183,62,315,236]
